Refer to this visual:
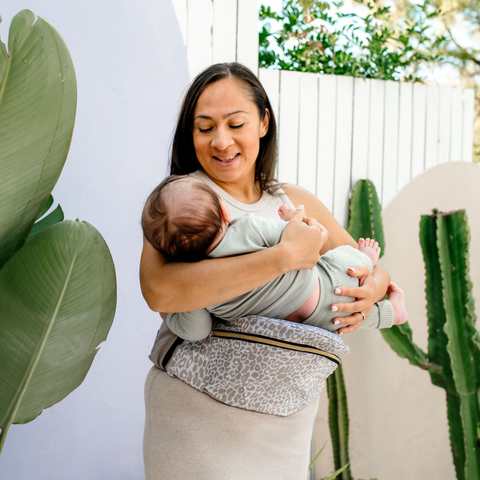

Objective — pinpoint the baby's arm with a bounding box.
[166,309,213,342]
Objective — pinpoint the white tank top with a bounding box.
[189,170,294,221]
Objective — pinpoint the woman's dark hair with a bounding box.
[170,62,278,194]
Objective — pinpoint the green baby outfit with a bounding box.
[166,213,394,341]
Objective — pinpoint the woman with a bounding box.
[140,63,390,479]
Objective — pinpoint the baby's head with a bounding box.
[142,175,229,262]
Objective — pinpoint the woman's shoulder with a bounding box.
[280,183,318,207]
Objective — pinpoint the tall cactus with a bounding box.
[325,179,385,480]
[347,179,385,257]
[382,209,480,479]
[326,364,353,480]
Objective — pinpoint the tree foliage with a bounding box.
[259,0,444,82]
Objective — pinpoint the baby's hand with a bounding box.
[278,204,297,222]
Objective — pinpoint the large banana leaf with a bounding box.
[0,10,77,268]
[0,220,116,453]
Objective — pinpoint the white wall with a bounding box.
[0,2,189,479]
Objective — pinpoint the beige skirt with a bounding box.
[143,366,319,480]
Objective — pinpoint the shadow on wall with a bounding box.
[315,161,480,480]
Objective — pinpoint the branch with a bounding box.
[446,26,480,66]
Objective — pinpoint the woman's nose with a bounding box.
[211,127,234,151]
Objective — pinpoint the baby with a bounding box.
[142,175,407,341]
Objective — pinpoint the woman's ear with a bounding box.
[219,200,231,223]
[260,108,270,137]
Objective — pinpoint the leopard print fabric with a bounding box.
[165,316,350,416]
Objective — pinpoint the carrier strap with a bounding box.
[212,330,341,365]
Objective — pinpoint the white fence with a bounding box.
[171,0,475,226]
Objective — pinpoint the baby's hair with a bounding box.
[141,175,223,262]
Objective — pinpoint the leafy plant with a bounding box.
[259,0,444,81]
[0,10,117,455]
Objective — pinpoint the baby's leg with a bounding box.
[278,204,297,221]
[387,282,408,325]
[358,238,381,266]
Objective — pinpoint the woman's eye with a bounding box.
[198,127,213,133]
[230,123,245,129]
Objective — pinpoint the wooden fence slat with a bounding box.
[278,70,300,184]
[172,0,188,47]
[212,0,237,64]
[351,78,370,188]
[368,79,385,203]
[382,81,399,209]
[259,69,280,130]
[462,88,475,162]
[397,82,413,193]
[237,0,259,74]
[425,85,439,170]
[411,83,426,178]
[450,88,463,161]
[438,87,452,164]
[297,72,319,194]
[334,76,354,227]
[317,75,336,211]
[187,0,213,79]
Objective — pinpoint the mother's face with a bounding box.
[192,78,269,189]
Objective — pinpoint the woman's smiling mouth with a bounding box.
[213,153,240,164]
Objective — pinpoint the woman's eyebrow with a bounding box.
[194,110,249,120]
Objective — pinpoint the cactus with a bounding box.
[381,209,480,479]
[326,364,353,480]
[325,178,385,480]
[347,179,385,258]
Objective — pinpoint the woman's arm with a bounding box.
[140,207,326,313]
[282,183,390,334]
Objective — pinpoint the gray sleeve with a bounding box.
[210,213,287,258]
[358,299,394,329]
[166,309,213,341]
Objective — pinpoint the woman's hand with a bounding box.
[277,206,329,272]
[331,266,377,335]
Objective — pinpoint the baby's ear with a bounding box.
[219,200,231,223]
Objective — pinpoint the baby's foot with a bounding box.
[358,238,381,266]
[278,204,297,221]
[387,282,408,325]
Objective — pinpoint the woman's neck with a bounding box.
[210,176,262,204]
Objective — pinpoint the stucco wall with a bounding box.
[315,162,480,479]
[0,2,189,479]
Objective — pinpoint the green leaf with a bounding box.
[37,195,54,219]
[0,10,77,268]
[27,204,64,242]
[308,441,327,471]
[0,220,116,453]
[323,463,350,480]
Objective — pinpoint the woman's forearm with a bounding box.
[140,240,288,313]
[140,209,324,313]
